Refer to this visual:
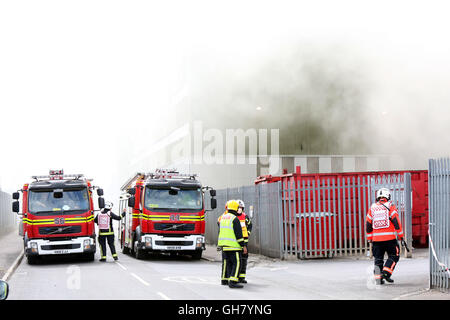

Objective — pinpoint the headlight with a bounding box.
[145,236,152,248]
[30,242,38,253]
[196,237,203,248]
[83,239,91,250]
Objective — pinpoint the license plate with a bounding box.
[54,250,69,254]
[166,246,182,250]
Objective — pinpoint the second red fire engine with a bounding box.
[119,169,217,260]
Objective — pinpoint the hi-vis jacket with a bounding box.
[219,212,252,244]
[237,212,252,244]
[218,212,245,251]
[94,210,122,236]
[366,200,404,242]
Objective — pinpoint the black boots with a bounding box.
[228,281,244,288]
[383,272,394,283]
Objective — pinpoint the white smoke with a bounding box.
[1,0,450,194]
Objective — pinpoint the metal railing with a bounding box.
[281,173,412,259]
[429,158,450,291]
[205,173,412,260]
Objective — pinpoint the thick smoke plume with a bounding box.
[182,38,450,171]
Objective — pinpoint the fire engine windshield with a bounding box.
[144,188,202,211]
[28,189,90,215]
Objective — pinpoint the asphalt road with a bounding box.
[6,240,439,300]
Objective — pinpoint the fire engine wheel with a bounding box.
[27,255,40,265]
[190,250,202,260]
[82,252,95,262]
[122,243,130,254]
[134,241,145,260]
[121,238,130,254]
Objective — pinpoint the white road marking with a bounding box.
[157,292,171,300]
[392,288,430,300]
[162,276,217,285]
[131,273,150,286]
[115,262,127,271]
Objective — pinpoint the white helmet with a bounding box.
[237,199,245,209]
[104,201,113,210]
[376,188,391,201]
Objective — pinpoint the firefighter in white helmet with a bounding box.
[94,201,125,262]
[366,188,404,284]
[236,199,252,283]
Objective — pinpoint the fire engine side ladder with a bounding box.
[120,172,146,191]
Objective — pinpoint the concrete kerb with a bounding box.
[0,228,24,281]
[1,250,24,282]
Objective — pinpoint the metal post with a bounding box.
[327,178,332,257]
[297,179,303,259]
[404,173,413,258]
[277,181,284,260]
[337,178,342,256]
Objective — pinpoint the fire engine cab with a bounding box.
[12,169,105,264]
[119,169,217,260]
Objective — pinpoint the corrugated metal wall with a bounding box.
[205,182,283,259]
[0,191,15,237]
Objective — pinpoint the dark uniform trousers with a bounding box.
[221,250,242,283]
[98,233,117,259]
[239,250,248,280]
[372,239,400,277]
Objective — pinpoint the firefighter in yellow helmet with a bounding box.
[218,199,246,288]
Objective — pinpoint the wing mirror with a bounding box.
[98,197,105,209]
[128,196,135,208]
[12,201,19,213]
[210,198,217,210]
[0,280,9,300]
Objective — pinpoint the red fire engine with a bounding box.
[12,169,105,264]
[119,169,217,260]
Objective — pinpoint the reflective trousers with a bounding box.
[239,251,248,280]
[98,234,117,259]
[221,250,242,283]
[372,239,400,278]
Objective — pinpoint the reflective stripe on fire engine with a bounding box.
[23,215,94,225]
[131,213,205,221]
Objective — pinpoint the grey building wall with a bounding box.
[0,191,16,236]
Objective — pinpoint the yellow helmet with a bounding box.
[226,199,239,212]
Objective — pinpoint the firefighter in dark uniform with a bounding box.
[94,201,125,262]
[366,188,404,284]
[237,199,252,283]
[218,199,246,288]
[217,201,229,285]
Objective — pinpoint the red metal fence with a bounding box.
[256,166,428,248]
